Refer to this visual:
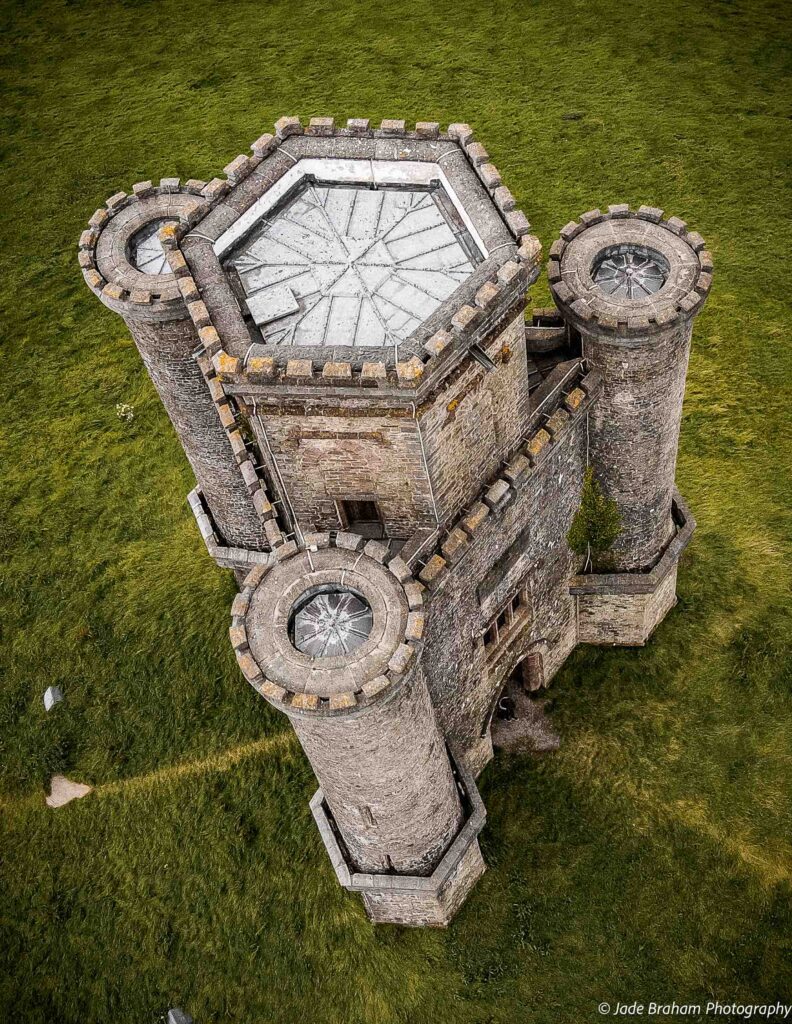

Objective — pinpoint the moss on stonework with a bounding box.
[568,465,622,569]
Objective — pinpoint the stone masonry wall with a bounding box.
[419,311,532,526]
[576,564,678,645]
[246,307,530,540]
[125,314,266,549]
[251,406,435,538]
[289,664,463,875]
[583,322,692,571]
[360,838,486,927]
[420,388,591,775]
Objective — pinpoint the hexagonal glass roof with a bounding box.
[223,181,482,348]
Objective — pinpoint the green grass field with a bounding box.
[1,0,791,1021]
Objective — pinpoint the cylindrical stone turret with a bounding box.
[78,181,266,550]
[232,536,462,875]
[548,206,713,570]
[291,664,460,874]
[230,532,484,925]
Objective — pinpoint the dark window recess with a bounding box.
[482,586,531,650]
[340,499,385,539]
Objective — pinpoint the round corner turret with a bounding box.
[229,531,464,880]
[547,204,712,339]
[77,178,265,550]
[548,205,713,571]
[78,179,208,322]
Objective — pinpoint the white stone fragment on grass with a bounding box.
[45,775,93,808]
[168,1010,193,1024]
[43,686,64,711]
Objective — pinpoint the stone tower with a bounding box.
[548,208,712,571]
[79,181,266,551]
[79,117,712,926]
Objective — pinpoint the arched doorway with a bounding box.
[484,647,559,755]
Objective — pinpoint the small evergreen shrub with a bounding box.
[568,466,622,570]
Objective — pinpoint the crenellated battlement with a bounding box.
[78,115,712,927]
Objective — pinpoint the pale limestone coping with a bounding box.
[230,533,425,716]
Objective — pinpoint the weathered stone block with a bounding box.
[285,358,313,379]
[388,643,414,675]
[405,611,425,641]
[526,428,551,460]
[329,691,357,710]
[441,527,470,564]
[291,692,319,710]
[379,119,406,136]
[493,186,516,212]
[474,281,501,309]
[275,115,302,138]
[564,387,586,412]
[504,453,531,484]
[451,304,481,333]
[396,356,424,384]
[335,532,365,551]
[461,502,490,535]
[418,554,447,586]
[363,539,389,563]
[307,117,335,136]
[483,479,510,509]
[545,407,570,437]
[322,361,352,379]
[479,163,502,189]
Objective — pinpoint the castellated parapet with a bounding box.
[79,117,712,926]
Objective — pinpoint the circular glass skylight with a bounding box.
[129,218,174,275]
[592,244,669,300]
[291,586,373,657]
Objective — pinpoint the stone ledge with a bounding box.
[188,487,273,571]
[309,751,486,926]
[569,491,695,595]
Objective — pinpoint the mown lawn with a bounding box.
[1,0,790,1021]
